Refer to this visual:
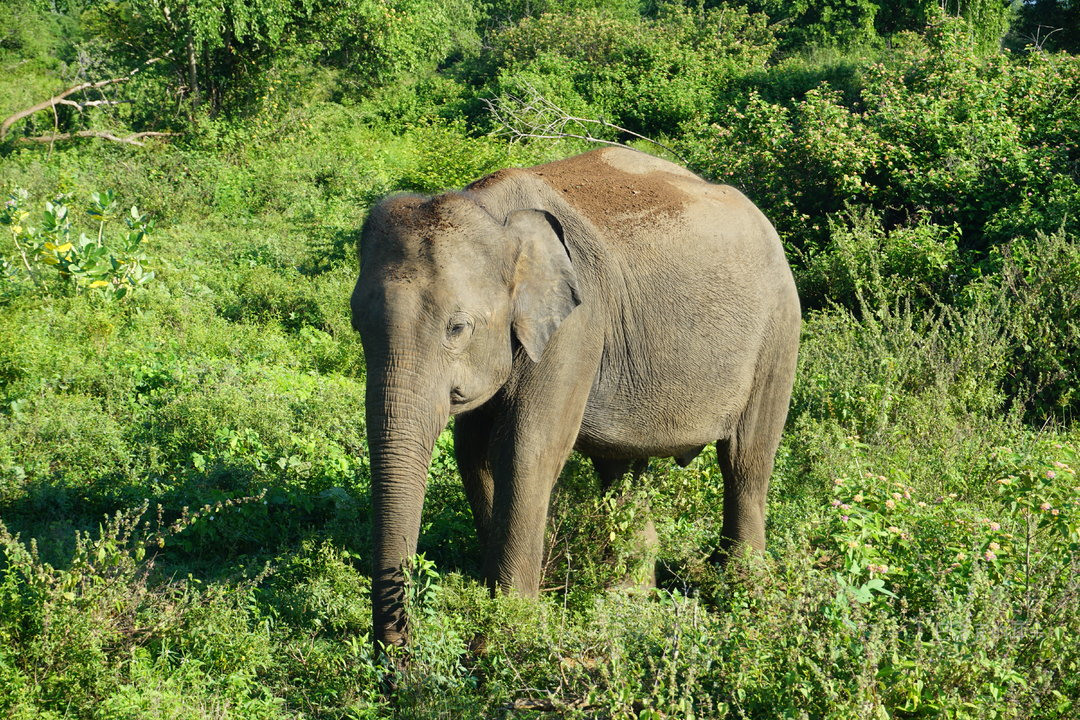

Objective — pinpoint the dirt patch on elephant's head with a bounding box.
[526,148,695,228]
[361,193,494,282]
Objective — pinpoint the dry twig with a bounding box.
[483,81,687,165]
[16,130,178,147]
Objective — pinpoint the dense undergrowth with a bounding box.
[1,0,1079,717]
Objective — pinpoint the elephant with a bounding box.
[350,147,800,650]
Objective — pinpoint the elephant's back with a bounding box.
[527,150,796,456]
[465,148,797,456]
[525,147,700,229]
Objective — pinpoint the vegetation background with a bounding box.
[1,0,1078,716]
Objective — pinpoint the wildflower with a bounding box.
[840,503,851,511]
[1040,502,1052,512]
[1053,461,1067,469]
[903,491,911,499]
[885,499,896,510]
[853,493,864,503]
[917,501,927,507]
[868,563,888,575]
[989,522,1000,531]
[841,515,850,522]
[997,477,1013,485]
[834,478,845,486]
[1046,470,1057,480]
[984,550,997,561]
[1051,509,1059,516]
[831,499,842,507]
[988,542,1000,551]
[887,526,901,533]
[892,492,902,501]
[948,493,957,499]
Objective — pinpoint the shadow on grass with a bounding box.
[0,461,484,587]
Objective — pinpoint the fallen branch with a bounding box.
[1,53,168,140]
[17,130,178,147]
[483,81,687,165]
[502,697,662,716]
[502,697,598,713]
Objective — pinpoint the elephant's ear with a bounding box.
[506,209,581,363]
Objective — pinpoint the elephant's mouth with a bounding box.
[450,388,468,405]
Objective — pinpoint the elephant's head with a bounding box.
[350,192,579,649]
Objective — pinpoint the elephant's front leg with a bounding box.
[485,316,602,596]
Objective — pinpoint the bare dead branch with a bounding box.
[55,98,132,111]
[17,131,178,147]
[483,81,688,165]
[1,53,170,140]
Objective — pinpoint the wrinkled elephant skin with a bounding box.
[350,148,801,650]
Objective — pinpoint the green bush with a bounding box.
[683,19,1080,258]
[988,230,1080,421]
[1,188,155,301]
[798,208,963,309]
[479,4,776,137]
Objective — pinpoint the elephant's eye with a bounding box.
[445,313,474,344]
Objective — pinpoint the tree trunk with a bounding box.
[186,35,200,110]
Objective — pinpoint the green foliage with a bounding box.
[990,230,1080,420]
[741,0,1014,52]
[480,4,777,137]
[0,0,75,64]
[683,21,1080,259]
[798,208,963,309]
[738,0,881,50]
[399,121,516,193]
[305,0,481,92]
[1014,0,1080,52]
[85,0,311,115]
[1,188,154,301]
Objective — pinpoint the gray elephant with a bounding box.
[351,147,800,649]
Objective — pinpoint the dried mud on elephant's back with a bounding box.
[527,149,695,230]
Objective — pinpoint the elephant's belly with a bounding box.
[574,367,751,461]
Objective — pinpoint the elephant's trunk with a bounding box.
[366,356,448,649]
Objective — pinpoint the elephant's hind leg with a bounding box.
[454,404,497,547]
[716,324,799,558]
[591,457,657,588]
